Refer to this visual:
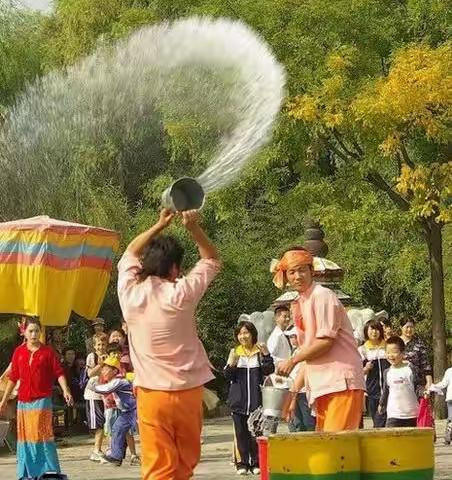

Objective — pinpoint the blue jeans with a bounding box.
[110,409,136,461]
[288,393,316,432]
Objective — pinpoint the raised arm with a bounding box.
[182,210,219,260]
[126,209,175,257]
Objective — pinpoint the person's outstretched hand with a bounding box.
[181,210,200,230]
[158,208,175,228]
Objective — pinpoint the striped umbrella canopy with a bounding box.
[0,216,119,326]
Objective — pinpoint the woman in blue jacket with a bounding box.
[225,320,274,476]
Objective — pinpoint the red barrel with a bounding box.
[257,437,268,480]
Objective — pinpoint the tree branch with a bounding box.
[366,170,411,211]
[323,138,350,163]
[399,142,416,169]
[332,128,361,159]
[380,56,389,76]
[351,138,364,157]
[396,151,403,175]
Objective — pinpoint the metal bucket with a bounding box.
[161,177,205,212]
[261,379,290,418]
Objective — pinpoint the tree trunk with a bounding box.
[425,220,448,418]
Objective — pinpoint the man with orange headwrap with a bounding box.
[274,247,365,432]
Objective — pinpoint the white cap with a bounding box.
[375,310,389,321]
[284,325,297,336]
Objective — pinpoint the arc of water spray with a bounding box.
[118,17,286,193]
[1,17,285,201]
[167,18,286,192]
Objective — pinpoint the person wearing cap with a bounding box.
[87,356,137,467]
[274,246,365,432]
[85,318,106,354]
[117,208,221,479]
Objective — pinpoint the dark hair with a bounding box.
[274,305,290,316]
[138,235,184,281]
[381,318,392,327]
[401,318,415,327]
[234,321,258,346]
[63,346,76,356]
[106,342,122,355]
[109,328,126,339]
[24,317,41,330]
[386,336,406,352]
[364,319,384,341]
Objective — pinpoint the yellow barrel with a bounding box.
[359,428,434,480]
[268,431,360,479]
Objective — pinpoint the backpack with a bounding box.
[78,367,89,391]
[79,353,97,391]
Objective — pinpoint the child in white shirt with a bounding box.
[378,336,424,427]
[429,366,452,444]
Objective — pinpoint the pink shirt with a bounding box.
[117,252,221,391]
[292,283,365,404]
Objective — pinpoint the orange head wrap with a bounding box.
[272,250,314,289]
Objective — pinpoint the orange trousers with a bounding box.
[315,389,364,432]
[136,386,203,480]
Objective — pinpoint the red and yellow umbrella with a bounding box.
[0,216,119,327]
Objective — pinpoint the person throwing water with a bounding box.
[117,208,221,479]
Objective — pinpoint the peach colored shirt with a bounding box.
[117,252,221,391]
[292,283,365,405]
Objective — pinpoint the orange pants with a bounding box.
[315,389,364,432]
[136,386,203,480]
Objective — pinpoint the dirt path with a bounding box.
[0,418,450,479]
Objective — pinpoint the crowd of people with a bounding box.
[0,207,449,480]
[223,249,451,475]
[0,208,220,480]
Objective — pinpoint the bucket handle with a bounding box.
[263,375,292,388]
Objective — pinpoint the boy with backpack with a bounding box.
[82,333,108,461]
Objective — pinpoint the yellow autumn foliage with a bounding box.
[288,42,451,225]
[353,43,452,142]
[379,132,402,156]
[326,46,357,72]
[396,162,452,223]
[288,94,320,122]
[324,112,345,128]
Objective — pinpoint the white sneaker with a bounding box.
[236,468,248,475]
[89,451,104,462]
[251,467,260,475]
[130,454,141,466]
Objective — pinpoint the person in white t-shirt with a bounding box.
[84,334,108,462]
[429,366,452,444]
[378,336,424,428]
[266,306,291,368]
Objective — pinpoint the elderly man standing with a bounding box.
[118,209,221,480]
[275,247,365,432]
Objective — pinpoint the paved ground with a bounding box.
[0,418,451,479]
